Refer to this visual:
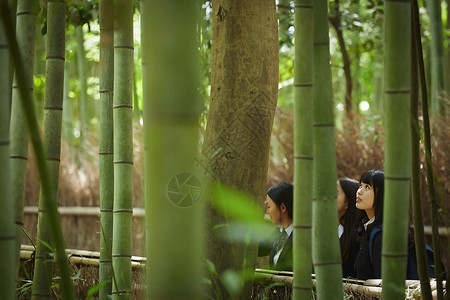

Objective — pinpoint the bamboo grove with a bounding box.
[0,0,449,299]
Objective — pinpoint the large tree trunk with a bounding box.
[202,0,278,298]
[381,0,411,299]
[99,0,114,298]
[292,0,313,299]
[31,1,67,298]
[112,0,133,298]
[142,1,205,299]
[0,9,16,300]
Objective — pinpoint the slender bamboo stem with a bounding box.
[382,0,411,299]
[312,0,343,298]
[99,0,114,298]
[10,0,37,279]
[111,0,133,298]
[292,0,313,299]
[0,10,16,300]
[412,1,445,298]
[0,2,75,299]
[411,6,432,298]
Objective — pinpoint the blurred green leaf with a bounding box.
[221,269,242,297]
[210,183,264,222]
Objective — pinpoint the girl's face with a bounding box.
[337,181,348,220]
[264,195,281,225]
[356,182,375,217]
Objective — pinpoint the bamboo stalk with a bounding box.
[0,2,75,299]
[411,3,433,298]
[412,1,445,298]
[0,10,15,299]
[293,0,314,299]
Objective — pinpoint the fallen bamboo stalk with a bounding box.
[23,206,145,217]
[20,245,146,268]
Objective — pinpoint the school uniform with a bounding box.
[339,225,360,278]
[354,218,382,280]
[258,225,293,271]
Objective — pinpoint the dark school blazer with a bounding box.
[258,230,293,272]
[340,228,360,278]
[269,233,293,271]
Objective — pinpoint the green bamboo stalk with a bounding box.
[312,0,342,299]
[411,6,432,298]
[426,0,446,116]
[382,0,411,299]
[0,13,16,300]
[111,0,133,298]
[62,61,72,143]
[9,0,37,278]
[0,1,75,299]
[76,24,89,143]
[31,0,68,298]
[292,0,313,299]
[413,2,445,298]
[142,1,204,299]
[99,0,114,297]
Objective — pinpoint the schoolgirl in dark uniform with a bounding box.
[337,177,360,278]
[258,182,294,271]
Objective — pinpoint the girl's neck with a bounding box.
[366,209,375,220]
[281,218,293,229]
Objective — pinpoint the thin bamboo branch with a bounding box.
[412,1,445,298]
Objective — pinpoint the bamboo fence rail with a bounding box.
[254,269,446,299]
[19,246,446,299]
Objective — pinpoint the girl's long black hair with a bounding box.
[339,177,360,261]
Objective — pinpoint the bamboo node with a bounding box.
[46,55,65,61]
[44,106,63,111]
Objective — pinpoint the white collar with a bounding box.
[364,217,375,231]
[283,224,293,237]
[338,224,344,238]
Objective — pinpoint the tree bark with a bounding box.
[381,0,411,299]
[292,0,313,299]
[201,1,278,298]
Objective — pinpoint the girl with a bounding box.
[355,170,384,280]
[354,169,384,280]
[337,177,360,278]
[259,182,294,271]
[354,169,436,280]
